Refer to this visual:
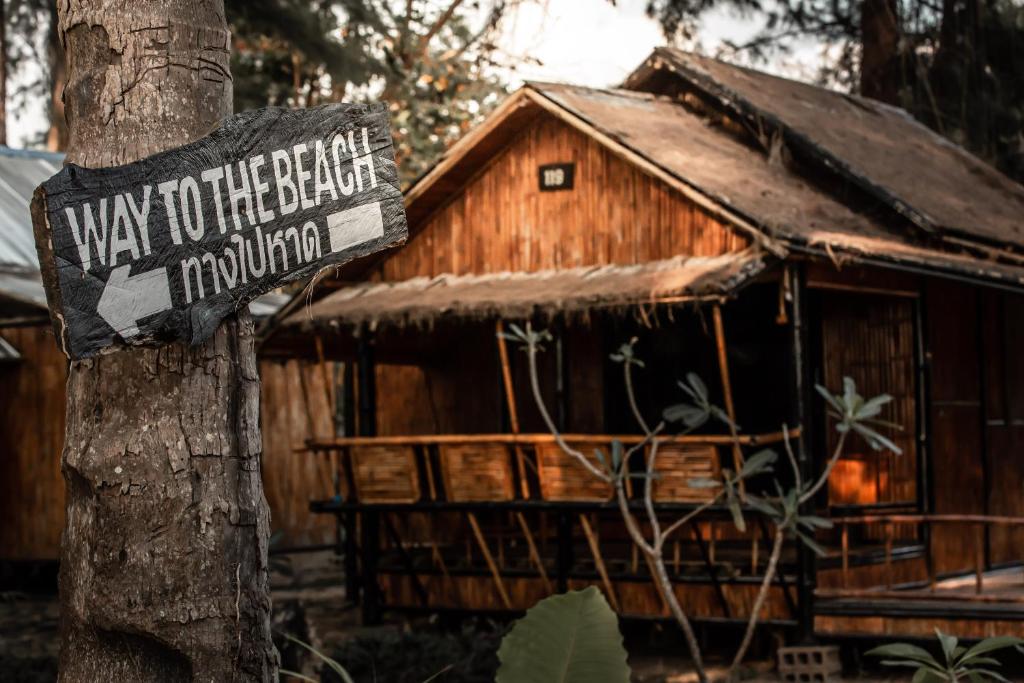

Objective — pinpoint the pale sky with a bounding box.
[6,0,827,149]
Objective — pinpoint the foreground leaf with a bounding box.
[496,587,631,683]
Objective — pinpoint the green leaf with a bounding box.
[815,383,844,414]
[794,529,827,557]
[964,668,1009,682]
[280,670,319,683]
[856,393,893,420]
[866,643,938,666]
[960,635,1024,663]
[936,629,958,665]
[496,587,631,683]
[687,477,721,489]
[797,515,834,530]
[740,449,777,478]
[709,405,738,430]
[686,372,708,402]
[851,422,903,454]
[610,441,623,473]
[911,668,945,683]
[662,403,709,428]
[744,493,780,519]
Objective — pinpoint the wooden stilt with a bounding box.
[467,512,513,609]
[496,320,530,498]
[515,511,553,594]
[579,514,620,612]
[673,540,681,574]
[713,304,746,490]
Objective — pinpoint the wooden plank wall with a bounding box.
[820,292,917,508]
[978,291,1024,564]
[0,325,67,561]
[259,358,340,546]
[927,281,986,574]
[0,338,342,559]
[379,114,749,282]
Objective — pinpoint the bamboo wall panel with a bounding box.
[259,358,340,546]
[380,115,748,282]
[0,325,67,561]
[821,293,917,508]
[536,440,613,501]
[652,444,721,503]
[351,445,420,503]
[439,443,515,502]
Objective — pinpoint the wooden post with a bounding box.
[975,524,985,595]
[841,523,850,589]
[884,523,894,590]
[713,304,746,488]
[315,334,336,419]
[49,4,276,678]
[496,320,530,498]
[467,513,513,609]
[357,326,377,437]
[579,514,620,612]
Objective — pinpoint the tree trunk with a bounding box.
[56,2,277,681]
[47,6,67,152]
[860,0,902,104]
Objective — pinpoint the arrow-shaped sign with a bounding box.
[32,103,407,359]
[97,265,172,339]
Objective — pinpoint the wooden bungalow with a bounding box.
[263,48,1024,642]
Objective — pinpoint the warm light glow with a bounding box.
[829,457,878,505]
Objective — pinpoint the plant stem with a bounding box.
[729,525,785,677]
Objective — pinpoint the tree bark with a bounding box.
[860,0,902,104]
[47,5,67,152]
[56,2,276,681]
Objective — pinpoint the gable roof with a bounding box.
[624,47,1024,251]
[399,80,1024,287]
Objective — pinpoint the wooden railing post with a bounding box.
[841,523,849,590]
[975,523,985,595]
[884,522,894,590]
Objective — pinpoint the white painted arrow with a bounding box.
[97,264,172,339]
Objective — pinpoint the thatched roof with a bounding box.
[285,250,768,331]
[625,48,1024,250]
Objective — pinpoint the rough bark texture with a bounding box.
[57,1,276,681]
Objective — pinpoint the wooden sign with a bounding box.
[538,162,575,191]
[32,103,407,359]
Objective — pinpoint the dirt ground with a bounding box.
[0,551,911,682]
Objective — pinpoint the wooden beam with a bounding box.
[578,514,620,612]
[496,320,530,498]
[515,511,553,594]
[300,427,802,451]
[712,304,746,491]
[467,512,513,609]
